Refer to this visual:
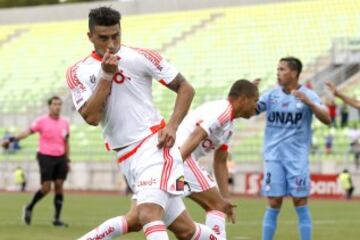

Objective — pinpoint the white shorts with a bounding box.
[117,133,184,198]
[183,155,216,196]
[135,189,186,226]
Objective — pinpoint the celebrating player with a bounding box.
[68,6,222,240]
[79,79,259,240]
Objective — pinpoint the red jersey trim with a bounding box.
[117,119,166,163]
[91,51,103,61]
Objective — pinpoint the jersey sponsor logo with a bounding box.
[87,226,115,240]
[73,88,83,104]
[295,176,308,192]
[202,138,216,152]
[282,102,289,108]
[135,48,163,71]
[113,70,131,84]
[137,177,157,187]
[89,74,96,84]
[267,111,303,125]
[176,176,185,191]
[67,64,86,91]
[212,225,221,235]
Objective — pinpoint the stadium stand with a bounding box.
[1,0,360,162]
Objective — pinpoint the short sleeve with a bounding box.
[257,91,270,114]
[198,103,233,136]
[30,117,42,133]
[66,64,92,111]
[308,90,322,106]
[137,48,179,85]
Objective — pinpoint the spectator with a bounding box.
[338,169,355,200]
[325,133,333,154]
[14,166,26,192]
[327,100,337,128]
[347,124,360,170]
[340,103,349,128]
[305,80,313,89]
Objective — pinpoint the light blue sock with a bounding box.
[295,205,312,240]
[262,207,280,240]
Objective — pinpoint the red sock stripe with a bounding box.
[193,224,202,240]
[121,216,128,234]
[144,224,166,236]
[187,157,210,190]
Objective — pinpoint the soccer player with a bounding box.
[257,57,331,240]
[1,96,70,227]
[68,7,221,240]
[78,79,259,240]
[325,81,360,109]
[174,79,258,239]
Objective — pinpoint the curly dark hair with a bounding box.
[88,6,121,32]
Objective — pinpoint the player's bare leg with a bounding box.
[137,202,169,240]
[189,187,236,238]
[168,210,223,240]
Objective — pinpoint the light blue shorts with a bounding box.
[262,160,310,197]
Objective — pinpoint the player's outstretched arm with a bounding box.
[325,81,360,109]
[79,50,117,126]
[2,129,33,149]
[179,126,208,161]
[157,73,195,148]
[292,90,331,125]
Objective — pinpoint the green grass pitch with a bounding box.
[0,192,360,239]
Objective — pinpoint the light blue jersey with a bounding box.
[257,85,323,197]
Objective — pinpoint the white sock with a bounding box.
[191,223,222,240]
[205,210,226,239]
[78,216,128,240]
[143,220,169,240]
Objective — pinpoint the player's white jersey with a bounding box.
[176,100,234,160]
[66,46,178,149]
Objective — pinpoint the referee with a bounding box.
[2,96,70,227]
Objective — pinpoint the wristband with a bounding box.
[98,68,114,82]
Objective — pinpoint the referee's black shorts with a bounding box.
[37,152,68,183]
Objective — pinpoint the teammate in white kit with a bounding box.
[78,80,259,240]
[68,6,221,240]
[174,79,259,239]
